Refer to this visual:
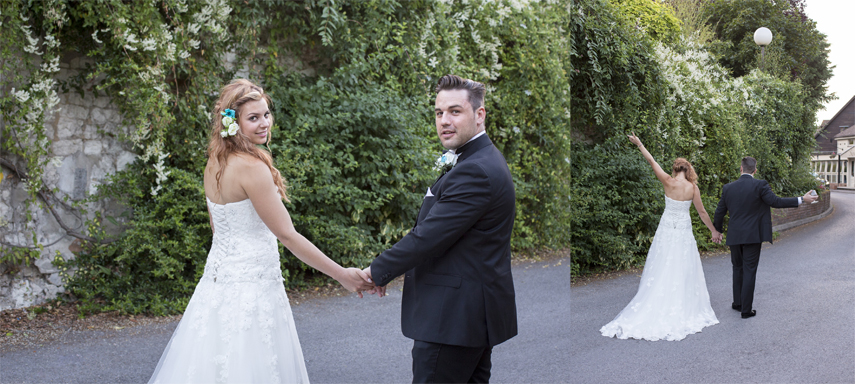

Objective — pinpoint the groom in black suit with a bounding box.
[365,74,517,383]
[713,156,816,318]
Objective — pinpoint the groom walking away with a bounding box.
[364,74,517,383]
[713,156,817,319]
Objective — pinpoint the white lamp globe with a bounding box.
[754,27,773,46]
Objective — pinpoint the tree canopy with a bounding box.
[703,0,833,106]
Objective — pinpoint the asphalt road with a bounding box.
[569,190,855,383]
[2,192,851,384]
[0,257,571,383]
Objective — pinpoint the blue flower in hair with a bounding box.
[221,108,236,118]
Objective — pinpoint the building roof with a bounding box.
[815,120,830,136]
[836,125,855,139]
[816,94,855,139]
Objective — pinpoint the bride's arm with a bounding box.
[628,134,670,185]
[692,184,718,234]
[239,159,374,294]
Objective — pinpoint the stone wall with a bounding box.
[0,53,136,310]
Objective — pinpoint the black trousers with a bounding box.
[412,340,492,384]
[730,243,763,315]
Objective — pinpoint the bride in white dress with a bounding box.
[149,79,376,383]
[600,134,720,341]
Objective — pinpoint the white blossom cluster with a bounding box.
[418,1,519,80]
[5,7,64,206]
[192,0,231,39]
[652,36,750,146]
[91,3,229,195]
[19,16,42,55]
[150,152,172,197]
[10,17,63,126]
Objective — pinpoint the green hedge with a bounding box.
[5,0,825,313]
[27,0,573,314]
[567,0,821,275]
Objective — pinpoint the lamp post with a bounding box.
[754,27,773,70]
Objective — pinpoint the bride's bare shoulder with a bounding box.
[205,154,266,178]
[228,154,271,181]
[229,153,266,168]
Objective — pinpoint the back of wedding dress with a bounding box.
[600,195,718,341]
[149,198,309,384]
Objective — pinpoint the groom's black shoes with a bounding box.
[741,310,756,319]
[731,303,741,311]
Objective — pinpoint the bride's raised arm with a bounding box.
[628,133,670,186]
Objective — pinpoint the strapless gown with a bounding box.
[149,198,309,383]
[600,195,719,341]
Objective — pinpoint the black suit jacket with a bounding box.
[370,134,518,348]
[713,174,799,245]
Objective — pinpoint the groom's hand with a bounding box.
[711,231,723,244]
[338,268,376,298]
[362,267,387,298]
[802,190,818,204]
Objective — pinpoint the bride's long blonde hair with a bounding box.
[207,79,289,202]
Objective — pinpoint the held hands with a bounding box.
[710,229,723,244]
[337,268,376,298]
[361,267,386,298]
[802,190,819,204]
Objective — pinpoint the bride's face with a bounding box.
[239,98,272,145]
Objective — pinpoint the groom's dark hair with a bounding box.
[435,74,486,112]
[742,156,757,174]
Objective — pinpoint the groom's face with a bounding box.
[435,89,485,150]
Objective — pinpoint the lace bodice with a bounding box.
[149,198,307,384]
[658,195,692,230]
[202,198,282,284]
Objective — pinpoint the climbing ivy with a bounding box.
[3,0,573,314]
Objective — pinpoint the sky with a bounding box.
[805,0,854,125]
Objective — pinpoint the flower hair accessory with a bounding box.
[434,150,458,173]
[220,108,239,138]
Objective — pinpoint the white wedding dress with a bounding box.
[600,195,719,341]
[149,198,309,383]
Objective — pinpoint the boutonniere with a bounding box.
[433,151,458,173]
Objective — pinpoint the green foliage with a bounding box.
[703,0,833,107]
[265,74,434,271]
[0,0,65,264]
[567,0,665,140]
[612,0,682,43]
[255,0,573,250]
[737,71,818,195]
[570,141,662,274]
[664,0,716,44]
[3,0,574,314]
[568,0,820,275]
[56,165,210,315]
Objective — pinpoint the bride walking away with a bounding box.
[148,79,375,383]
[600,133,720,341]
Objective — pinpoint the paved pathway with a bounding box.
[570,190,855,383]
[2,192,851,383]
[1,257,571,383]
